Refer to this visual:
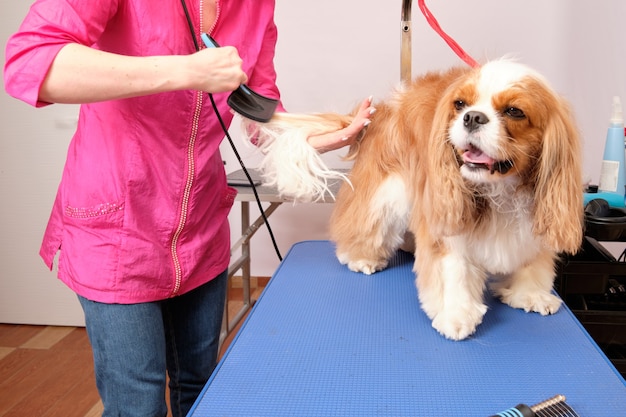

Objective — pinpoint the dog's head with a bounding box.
[428,59,583,253]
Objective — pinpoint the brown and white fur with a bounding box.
[246,59,584,340]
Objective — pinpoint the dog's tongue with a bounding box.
[462,146,496,167]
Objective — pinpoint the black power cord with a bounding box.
[208,94,283,262]
[180,0,283,261]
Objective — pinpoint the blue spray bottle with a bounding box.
[596,96,626,207]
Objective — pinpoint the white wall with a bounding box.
[2,0,625,325]
[225,0,626,277]
[0,0,84,325]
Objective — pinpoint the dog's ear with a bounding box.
[533,97,584,254]
[422,97,477,236]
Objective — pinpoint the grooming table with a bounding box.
[195,240,626,416]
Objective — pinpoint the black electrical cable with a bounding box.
[180,0,283,261]
[208,94,283,262]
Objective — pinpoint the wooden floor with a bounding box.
[0,277,268,417]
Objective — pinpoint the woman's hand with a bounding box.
[186,46,249,93]
[306,96,376,153]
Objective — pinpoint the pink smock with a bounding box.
[4,0,283,303]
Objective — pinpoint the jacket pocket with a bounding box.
[222,186,238,208]
[64,202,125,219]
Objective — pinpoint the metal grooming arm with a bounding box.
[401,0,412,83]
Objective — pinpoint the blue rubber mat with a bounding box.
[190,240,626,416]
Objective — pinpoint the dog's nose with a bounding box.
[463,111,489,132]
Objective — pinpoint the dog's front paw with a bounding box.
[337,252,387,275]
[499,289,562,315]
[347,259,388,275]
[430,303,488,341]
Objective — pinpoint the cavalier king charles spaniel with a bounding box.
[245,59,584,340]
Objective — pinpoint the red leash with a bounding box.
[418,0,480,68]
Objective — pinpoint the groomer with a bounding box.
[4,1,372,416]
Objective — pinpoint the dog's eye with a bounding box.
[505,107,526,119]
[454,100,466,111]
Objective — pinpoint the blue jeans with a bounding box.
[78,269,228,417]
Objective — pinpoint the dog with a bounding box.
[246,59,584,340]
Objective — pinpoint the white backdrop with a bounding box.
[1,0,625,325]
[224,0,626,277]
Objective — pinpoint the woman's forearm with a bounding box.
[39,43,247,104]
